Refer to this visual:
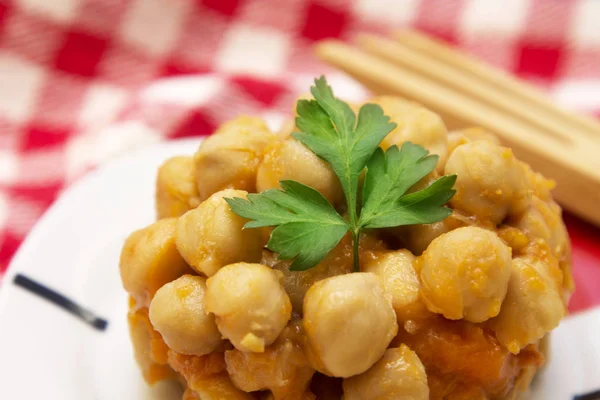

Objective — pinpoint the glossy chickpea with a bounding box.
[419,226,512,323]
[343,345,429,400]
[303,273,398,378]
[155,156,201,219]
[256,137,344,206]
[363,250,429,322]
[371,96,448,168]
[119,218,191,307]
[193,116,276,200]
[510,196,568,258]
[444,140,531,224]
[489,255,565,354]
[205,263,292,353]
[175,189,265,277]
[149,275,223,356]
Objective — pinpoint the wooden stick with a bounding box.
[315,39,600,226]
[357,34,592,146]
[395,30,600,140]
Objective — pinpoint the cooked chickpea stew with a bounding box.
[121,78,573,400]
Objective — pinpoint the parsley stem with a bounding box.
[352,228,360,272]
[346,190,360,272]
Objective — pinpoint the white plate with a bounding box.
[1,74,599,399]
[0,138,599,399]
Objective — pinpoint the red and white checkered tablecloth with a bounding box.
[1,0,600,312]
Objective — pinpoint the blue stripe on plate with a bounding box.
[575,389,600,400]
[13,274,108,331]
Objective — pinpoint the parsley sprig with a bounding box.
[226,76,456,272]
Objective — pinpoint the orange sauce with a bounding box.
[395,316,543,399]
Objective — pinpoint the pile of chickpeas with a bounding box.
[120,96,573,400]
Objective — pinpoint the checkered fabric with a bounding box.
[1,0,600,312]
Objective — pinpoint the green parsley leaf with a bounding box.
[225,76,456,272]
[225,180,348,271]
[292,76,397,226]
[359,143,456,229]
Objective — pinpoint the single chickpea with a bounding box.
[303,273,398,378]
[256,137,344,206]
[489,255,565,354]
[175,189,265,277]
[120,218,191,307]
[193,116,276,200]
[370,96,448,169]
[363,250,429,322]
[418,226,512,323]
[205,263,292,353]
[444,140,531,224]
[155,156,201,219]
[149,275,223,356]
[510,196,568,258]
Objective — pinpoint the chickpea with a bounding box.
[489,255,565,354]
[149,275,222,356]
[303,273,398,378]
[205,263,292,352]
[193,116,275,200]
[510,196,568,258]
[363,250,429,322]
[155,156,201,219]
[419,227,512,323]
[343,345,429,400]
[120,218,191,307]
[445,140,531,224]
[256,138,344,206]
[175,189,264,277]
[370,96,448,168]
